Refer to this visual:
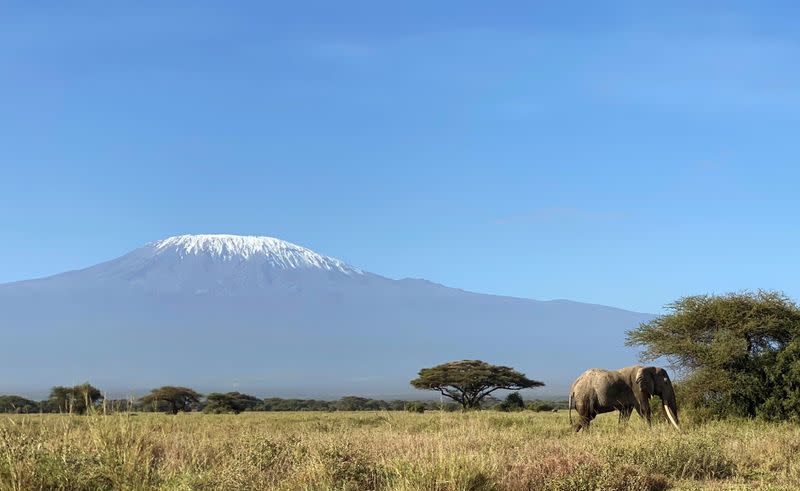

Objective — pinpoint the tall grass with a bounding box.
[1,410,799,490]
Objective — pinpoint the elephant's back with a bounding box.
[572,368,613,384]
[571,368,614,393]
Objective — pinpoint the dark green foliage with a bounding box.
[49,387,70,413]
[410,360,544,410]
[260,397,332,411]
[203,392,262,414]
[4,391,511,415]
[0,395,39,413]
[335,396,369,411]
[335,396,390,411]
[759,338,800,421]
[36,399,60,413]
[626,291,800,420]
[258,397,393,411]
[257,397,455,412]
[49,383,102,414]
[497,392,525,412]
[524,399,567,411]
[140,386,202,415]
[388,400,410,411]
[405,402,425,413]
[526,401,555,412]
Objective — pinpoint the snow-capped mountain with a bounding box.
[151,235,361,274]
[0,234,653,398]
[57,234,366,295]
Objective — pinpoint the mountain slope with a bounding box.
[0,234,652,398]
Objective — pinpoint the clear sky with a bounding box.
[2,1,799,313]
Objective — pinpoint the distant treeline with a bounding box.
[0,390,567,414]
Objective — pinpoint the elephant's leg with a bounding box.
[574,402,591,432]
[618,406,633,425]
[574,411,586,432]
[579,413,593,432]
[577,408,594,432]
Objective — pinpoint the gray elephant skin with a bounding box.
[568,365,680,432]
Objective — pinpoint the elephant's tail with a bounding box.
[568,391,573,425]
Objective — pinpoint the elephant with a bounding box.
[568,365,680,432]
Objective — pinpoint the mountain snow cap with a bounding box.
[150,234,362,275]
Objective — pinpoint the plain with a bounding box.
[2,410,798,490]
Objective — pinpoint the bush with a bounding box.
[48,384,102,414]
[526,401,556,412]
[405,403,425,413]
[204,392,261,414]
[497,392,525,412]
[0,396,39,413]
[626,291,800,420]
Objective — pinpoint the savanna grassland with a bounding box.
[3,411,800,491]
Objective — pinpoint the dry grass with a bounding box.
[1,410,799,490]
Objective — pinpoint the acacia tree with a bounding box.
[410,360,544,410]
[0,395,39,413]
[203,392,261,414]
[49,383,102,414]
[140,386,202,414]
[626,290,800,419]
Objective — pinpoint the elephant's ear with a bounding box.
[634,367,655,397]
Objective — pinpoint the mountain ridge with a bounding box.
[0,234,653,397]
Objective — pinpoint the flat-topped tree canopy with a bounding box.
[411,360,544,409]
[140,386,202,415]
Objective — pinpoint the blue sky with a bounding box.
[2,1,799,313]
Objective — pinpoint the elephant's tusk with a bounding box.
[664,404,680,431]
